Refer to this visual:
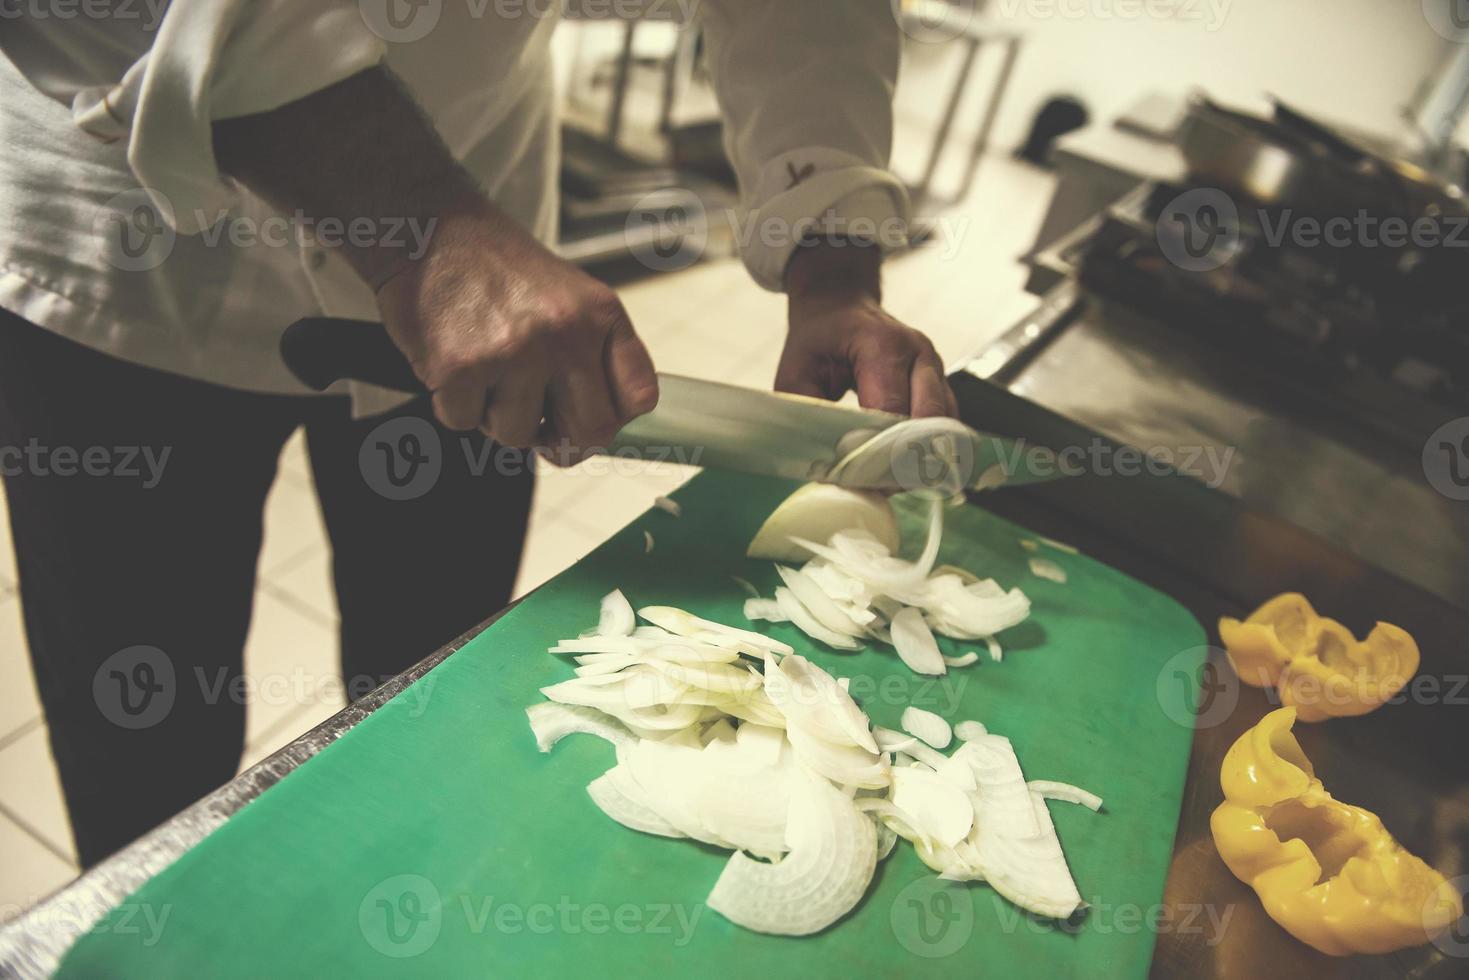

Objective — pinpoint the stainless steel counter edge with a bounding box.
[0,612,501,980]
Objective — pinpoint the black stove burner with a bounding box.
[1076,181,1469,424]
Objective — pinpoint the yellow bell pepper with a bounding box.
[1218,593,1419,721]
[1211,707,1462,956]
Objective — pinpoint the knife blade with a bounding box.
[279,318,1063,493]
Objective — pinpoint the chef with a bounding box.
[0,1,957,865]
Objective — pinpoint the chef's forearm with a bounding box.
[212,67,481,291]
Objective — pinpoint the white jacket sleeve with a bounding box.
[0,1,385,234]
[696,0,911,291]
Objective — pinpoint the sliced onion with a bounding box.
[890,766,974,846]
[1029,780,1103,811]
[622,738,733,848]
[890,607,946,676]
[774,587,863,651]
[873,817,898,860]
[735,722,786,767]
[596,589,637,637]
[1029,557,1068,584]
[872,727,918,754]
[525,703,634,754]
[646,659,763,695]
[718,688,789,729]
[953,720,988,741]
[574,656,641,678]
[853,796,932,847]
[706,769,877,936]
[730,575,761,599]
[639,605,794,656]
[776,565,865,638]
[644,530,655,553]
[550,635,738,662]
[702,718,737,745]
[653,495,682,517]
[747,484,899,563]
[743,597,788,623]
[827,418,979,498]
[587,765,687,838]
[692,737,797,860]
[767,654,879,753]
[901,706,953,749]
[784,723,889,789]
[960,734,1084,919]
[873,726,950,770]
[986,636,1003,663]
[942,651,979,668]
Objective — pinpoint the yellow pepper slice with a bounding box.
[1211,708,1462,956]
[1218,593,1419,721]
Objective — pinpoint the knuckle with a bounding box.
[586,286,627,325]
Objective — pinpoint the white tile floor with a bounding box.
[0,154,1056,921]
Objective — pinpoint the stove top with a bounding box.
[1066,181,1469,446]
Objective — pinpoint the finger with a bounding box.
[774,351,846,401]
[432,376,490,431]
[480,372,549,448]
[548,355,620,452]
[910,356,955,418]
[604,317,659,422]
[852,342,916,415]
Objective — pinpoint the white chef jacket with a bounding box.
[0,1,909,405]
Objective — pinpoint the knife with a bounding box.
[279,318,1061,493]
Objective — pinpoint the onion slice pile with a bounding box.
[741,486,1032,675]
[525,595,1099,937]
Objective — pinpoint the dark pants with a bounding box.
[0,311,533,867]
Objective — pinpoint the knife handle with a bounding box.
[280,318,427,395]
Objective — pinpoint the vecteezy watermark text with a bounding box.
[1,897,172,948]
[95,188,438,273]
[999,437,1237,488]
[91,643,438,729]
[1157,187,1469,272]
[889,877,1236,957]
[357,875,704,958]
[0,440,170,489]
[358,0,697,43]
[359,415,706,501]
[0,0,166,30]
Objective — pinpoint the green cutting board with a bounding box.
[58,473,1204,979]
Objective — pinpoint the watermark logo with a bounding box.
[1423,0,1469,41]
[1156,188,1239,272]
[360,874,443,958]
[1428,875,1469,957]
[890,428,977,496]
[93,645,175,729]
[360,416,443,501]
[892,0,978,42]
[891,877,974,957]
[625,190,708,273]
[1156,645,1238,729]
[94,188,175,273]
[1423,417,1469,501]
[360,0,442,41]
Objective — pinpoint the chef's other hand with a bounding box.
[777,241,958,419]
[376,196,659,458]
